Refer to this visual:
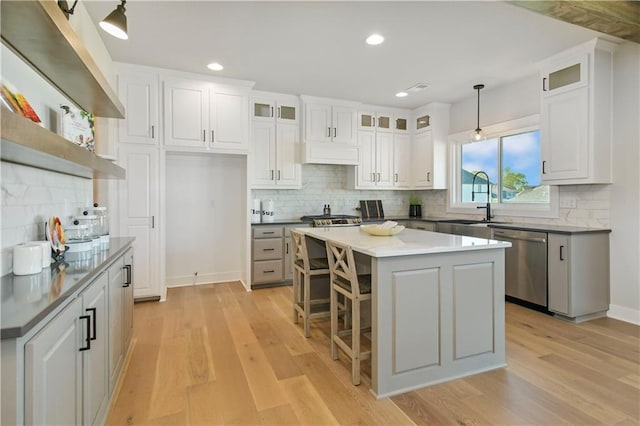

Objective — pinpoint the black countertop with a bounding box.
[1,237,135,339]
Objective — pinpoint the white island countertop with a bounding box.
[298,226,511,258]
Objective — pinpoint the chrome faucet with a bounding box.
[471,171,492,221]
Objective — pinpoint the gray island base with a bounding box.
[299,227,511,399]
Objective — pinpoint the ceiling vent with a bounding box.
[406,83,430,93]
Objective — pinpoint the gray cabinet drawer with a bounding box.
[253,238,283,260]
[253,227,283,238]
[253,260,284,284]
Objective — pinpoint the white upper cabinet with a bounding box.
[301,96,359,165]
[393,133,411,188]
[250,92,301,189]
[163,76,249,153]
[539,38,618,185]
[117,67,159,145]
[411,103,449,189]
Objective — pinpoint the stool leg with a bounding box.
[303,273,311,338]
[352,297,361,386]
[292,270,299,324]
[330,285,338,360]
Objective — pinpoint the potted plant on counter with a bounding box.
[409,195,422,218]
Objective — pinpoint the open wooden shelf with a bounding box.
[0,0,125,118]
[1,109,125,179]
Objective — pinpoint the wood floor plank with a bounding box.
[280,375,340,425]
[108,284,640,426]
[223,302,289,411]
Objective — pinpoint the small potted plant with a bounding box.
[409,195,422,218]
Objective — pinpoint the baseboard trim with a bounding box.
[607,304,640,325]
[166,271,241,287]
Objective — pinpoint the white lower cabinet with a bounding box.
[8,247,134,426]
[25,297,83,426]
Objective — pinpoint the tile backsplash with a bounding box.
[1,162,93,275]
[252,164,610,228]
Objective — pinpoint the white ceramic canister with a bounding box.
[28,241,51,268]
[13,244,43,275]
[261,199,275,223]
[251,199,261,223]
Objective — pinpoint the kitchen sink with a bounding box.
[438,219,506,226]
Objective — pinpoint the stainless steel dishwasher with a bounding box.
[492,228,548,310]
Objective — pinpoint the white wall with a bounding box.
[609,42,640,324]
[165,153,245,286]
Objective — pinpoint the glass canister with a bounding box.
[85,204,109,245]
[75,213,100,249]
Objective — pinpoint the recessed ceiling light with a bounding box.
[365,34,384,45]
[207,62,224,71]
[395,92,408,98]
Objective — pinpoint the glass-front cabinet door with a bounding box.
[416,114,430,131]
[358,112,391,132]
[277,104,297,123]
[394,115,408,133]
[252,97,298,124]
[541,52,588,96]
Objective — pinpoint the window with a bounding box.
[460,130,549,204]
[449,115,557,218]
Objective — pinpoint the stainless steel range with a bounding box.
[300,214,362,227]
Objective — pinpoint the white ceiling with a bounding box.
[83,1,614,109]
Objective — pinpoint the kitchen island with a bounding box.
[299,226,511,399]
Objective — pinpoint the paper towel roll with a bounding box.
[13,244,43,275]
[28,241,51,268]
[261,199,275,223]
[251,199,262,223]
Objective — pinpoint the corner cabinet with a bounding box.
[539,38,618,185]
[163,76,250,153]
[301,96,359,165]
[547,232,610,322]
[250,92,301,189]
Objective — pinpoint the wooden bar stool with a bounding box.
[291,229,331,337]
[325,240,372,385]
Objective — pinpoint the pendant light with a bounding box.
[100,0,128,40]
[472,84,485,141]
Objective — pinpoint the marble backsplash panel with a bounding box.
[252,164,610,228]
[1,162,92,275]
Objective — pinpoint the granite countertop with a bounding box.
[300,227,510,258]
[1,237,135,339]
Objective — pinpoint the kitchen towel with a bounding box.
[251,199,261,223]
[262,199,275,223]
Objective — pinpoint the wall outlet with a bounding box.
[560,197,577,209]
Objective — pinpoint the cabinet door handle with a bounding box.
[211,130,215,143]
[123,264,132,287]
[560,245,565,261]
[151,125,155,139]
[264,270,275,273]
[285,242,289,254]
[203,130,206,142]
[270,170,275,180]
[542,77,548,92]
[371,173,375,182]
[79,315,91,351]
[427,171,431,182]
[372,117,376,128]
[277,170,281,180]
[151,216,155,229]
[333,127,337,138]
[327,127,331,137]
[263,248,275,251]
[377,173,381,182]
[394,173,398,182]
[542,160,547,174]
[277,107,281,118]
[271,106,274,117]
[263,231,275,234]
[86,307,97,341]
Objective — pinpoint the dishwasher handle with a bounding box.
[493,231,547,244]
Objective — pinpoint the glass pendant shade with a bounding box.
[100,1,128,40]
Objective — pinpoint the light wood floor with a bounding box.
[107,282,639,425]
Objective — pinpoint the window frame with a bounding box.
[447,114,559,219]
